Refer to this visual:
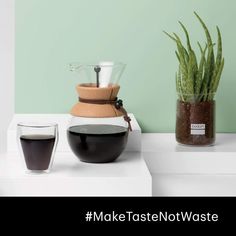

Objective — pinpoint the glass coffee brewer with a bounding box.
[67,62,132,163]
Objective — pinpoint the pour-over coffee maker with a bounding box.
[67,62,131,163]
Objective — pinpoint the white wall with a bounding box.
[0,0,15,152]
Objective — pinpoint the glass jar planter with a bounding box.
[176,94,215,146]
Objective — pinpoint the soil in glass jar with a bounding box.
[176,100,215,146]
[20,135,55,171]
[67,124,128,163]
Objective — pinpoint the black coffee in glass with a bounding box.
[20,135,56,171]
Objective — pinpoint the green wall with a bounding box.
[16,0,236,132]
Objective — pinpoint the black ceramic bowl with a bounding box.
[67,124,128,163]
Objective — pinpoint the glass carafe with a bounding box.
[68,62,131,163]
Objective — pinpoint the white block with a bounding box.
[2,114,151,196]
[0,152,151,196]
[142,133,236,196]
[152,174,236,196]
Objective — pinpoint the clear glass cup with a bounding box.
[17,123,58,173]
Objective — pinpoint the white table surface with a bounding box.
[141,133,236,196]
[0,114,151,197]
[0,152,151,196]
[142,133,236,175]
[3,114,236,196]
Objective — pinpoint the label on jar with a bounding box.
[191,124,205,135]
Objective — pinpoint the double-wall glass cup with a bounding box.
[17,123,58,173]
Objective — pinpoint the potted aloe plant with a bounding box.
[165,12,225,146]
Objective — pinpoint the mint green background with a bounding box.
[16,0,235,132]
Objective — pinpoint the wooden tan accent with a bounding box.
[71,103,124,118]
[76,83,120,100]
[71,83,124,117]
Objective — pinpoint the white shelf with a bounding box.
[142,133,236,175]
[142,133,236,196]
[142,133,236,153]
[0,152,151,196]
[3,114,236,196]
[0,113,152,197]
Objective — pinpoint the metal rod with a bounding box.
[94,66,101,88]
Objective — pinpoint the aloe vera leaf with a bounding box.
[164,31,189,98]
[212,58,225,95]
[211,27,223,93]
[195,11,215,99]
[173,35,189,92]
[197,42,204,53]
[179,65,185,101]
[197,43,207,95]
[173,33,189,81]
[215,26,222,68]
[198,42,207,57]
[176,67,184,101]
[207,45,216,100]
[209,27,222,91]
[194,12,213,46]
[164,31,188,62]
[190,49,198,94]
[200,76,209,100]
[203,86,208,101]
[164,14,224,103]
[196,44,207,99]
[200,83,208,102]
[186,52,195,100]
[163,30,177,42]
[164,31,188,70]
[173,33,189,62]
[178,22,200,97]
[164,31,189,76]
[183,47,190,62]
[176,70,180,94]
[164,31,188,92]
[210,64,224,101]
[177,48,188,86]
[179,21,192,52]
[176,72,180,97]
[201,44,214,94]
[175,51,180,62]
